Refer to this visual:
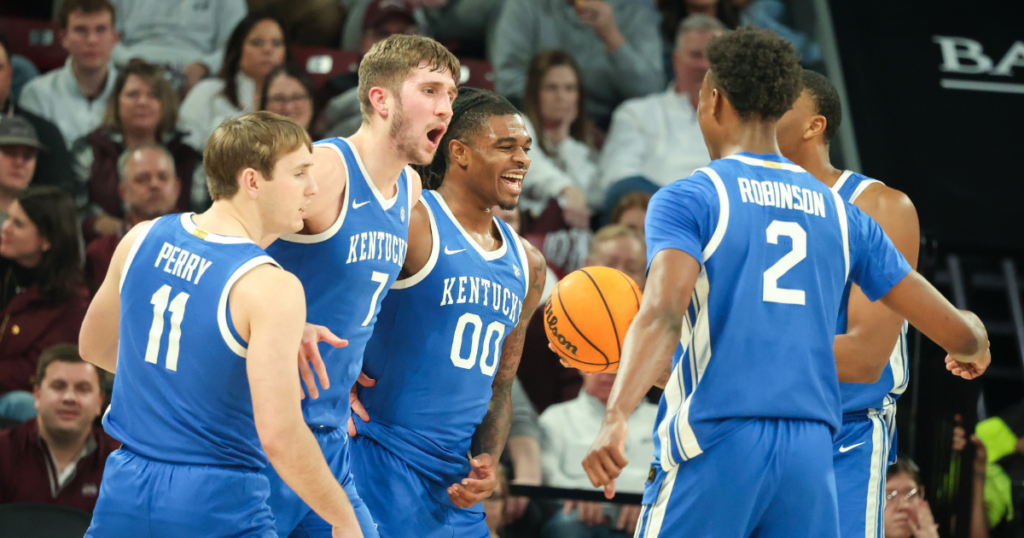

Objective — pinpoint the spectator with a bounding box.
[953,416,995,538]
[108,0,247,95]
[519,51,596,229]
[422,0,509,59]
[502,378,544,530]
[72,62,201,241]
[9,55,40,103]
[19,0,119,148]
[249,0,344,48]
[0,344,120,512]
[659,0,738,46]
[598,14,724,214]
[610,191,649,239]
[518,224,646,416]
[974,402,1024,536]
[492,0,664,129]
[179,14,289,152]
[484,466,511,538]
[538,369,656,538]
[322,0,419,139]
[340,0,422,54]
[0,32,75,195]
[260,63,316,134]
[884,457,940,538]
[0,187,89,423]
[734,0,821,66]
[0,116,42,225]
[84,144,180,295]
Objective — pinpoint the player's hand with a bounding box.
[944,344,990,380]
[564,500,607,527]
[582,416,629,499]
[908,500,939,538]
[298,324,347,400]
[448,454,497,508]
[347,373,376,438]
[616,504,642,534]
[549,343,591,375]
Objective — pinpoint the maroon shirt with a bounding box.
[0,420,121,513]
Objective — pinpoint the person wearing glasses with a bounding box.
[261,63,317,135]
[884,457,939,538]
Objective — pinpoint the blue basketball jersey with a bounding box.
[833,170,910,414]
[356,190,529,508]
[265,137,413,428]
[104,214,277,469]
[643,153,911,472]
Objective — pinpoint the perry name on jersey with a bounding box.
[440,275,522,324]
[152,242,214,285]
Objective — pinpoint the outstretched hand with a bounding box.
[298,324,347,399]
[448,454,498,508]
[347,373,376,438]
[944,344,990,380]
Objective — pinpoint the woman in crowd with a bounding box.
[260,63,317,135]
[179,14,289,152]
[0,187,89,422]
[884,457,941,538]
[72,61,202,240]
[519,50,598,230]
[610,191,650,238]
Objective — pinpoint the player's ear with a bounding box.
[806,115,827,141]
[710,87,724,123]
[238,167,260,199]
[367,86,390,120]
[449,139,471,168]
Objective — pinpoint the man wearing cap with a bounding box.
[0,32,76,198]
[0,116,44,225]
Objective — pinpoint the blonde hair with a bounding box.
[589,224,645,258]
[357,34,460,121]
[203,111,312,201]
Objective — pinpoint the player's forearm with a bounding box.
[261,424,362,534]
[605,307,679,421]
[880,272,987,361]
[474,389,513,461]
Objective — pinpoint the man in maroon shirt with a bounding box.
[0,344,120,513]
[84,143,180,294]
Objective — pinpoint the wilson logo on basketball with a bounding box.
[545,300,578,355]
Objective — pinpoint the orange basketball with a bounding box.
[544,267,643,373]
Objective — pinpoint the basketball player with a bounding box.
[79,112,363,537]
[776,69,919,538]
[579,28,991,537]
[348,88,547,537]
[260,35,460,538]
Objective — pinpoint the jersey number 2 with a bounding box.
[145,285,190,371]
[763,220,807,305]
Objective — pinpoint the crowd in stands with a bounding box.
[6,2,1014,538]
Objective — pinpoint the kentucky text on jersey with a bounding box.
[738,177,828,218]
[153,242,214,285]
[440,276,521,323]
[345,231,408,267]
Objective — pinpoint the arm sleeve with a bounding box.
[490,0,536,100]
[604,9,665,99]
[846,202,912,301]
[198,0,248,74]
[598,100,651,188]
[509,378,541,440]
[644,173,719,274]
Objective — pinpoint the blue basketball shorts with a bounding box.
[833,408,895,538]
[350,435,488,538]
[85,448,276,538]
[634,418,840,538]
[263,426,378,538]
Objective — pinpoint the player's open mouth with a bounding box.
[500,171,524,194]
[426,126,446,148]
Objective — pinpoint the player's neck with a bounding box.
[436,180,497,237]
[795,143,844,188]
[715,122,780,160]
[193,200,265,243]
[348,126,406,200]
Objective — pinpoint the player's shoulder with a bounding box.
[852,179,917,224]
[232,263,303,304]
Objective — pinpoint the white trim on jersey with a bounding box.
[864,412,890,538]
[697,168,730,262]
[832,170,855,193]
[639,465,680,538]
[849,179,883,204]
[217,255,279,358]
[119,218,158,292]
[511,229,529,295]
[429,191,509,261]
[831,190,851,281]
[279,142,351,244]
[341,138,401,210]
[392,196,439,290]
[406,166,415,214]
[889,322,910,398]
[179,213,256,244]
[659,355,684,470]
[724,154,807,173]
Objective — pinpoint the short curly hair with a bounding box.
[801,69,842,143]
[705,27,802,122]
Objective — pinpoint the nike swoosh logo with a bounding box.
[839,442,867,453]
[352,200,370,209]
[444,246,466,255]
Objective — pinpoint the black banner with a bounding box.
[830,0,1024,251]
